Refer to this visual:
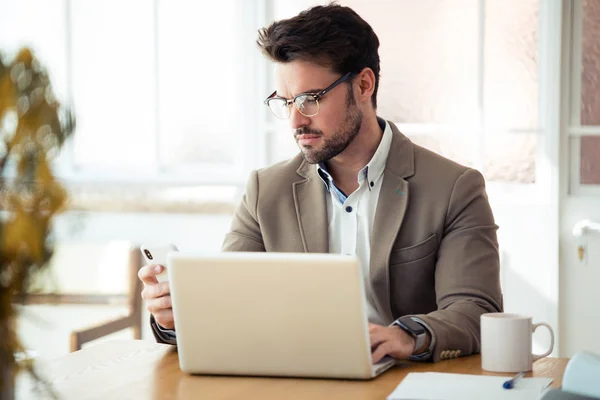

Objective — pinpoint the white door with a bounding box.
[559,0,600,357]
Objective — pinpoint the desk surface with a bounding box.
[19,340,568,400]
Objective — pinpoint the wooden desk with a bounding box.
[19,340,568,400]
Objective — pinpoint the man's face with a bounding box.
[274,61,363,164]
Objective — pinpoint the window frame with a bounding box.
[565,0,600,196]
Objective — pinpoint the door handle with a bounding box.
[572,219,600,264]
[572,219,600,237]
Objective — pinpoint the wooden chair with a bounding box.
[14,241,145,352]
[69,245,143,352]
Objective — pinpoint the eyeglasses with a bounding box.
[264,72,354,119]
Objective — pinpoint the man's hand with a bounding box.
[139,264,174,330]
[369,323,416,363]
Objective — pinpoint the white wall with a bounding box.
[489,197,557,356]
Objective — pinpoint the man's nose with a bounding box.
[289,105,312,131]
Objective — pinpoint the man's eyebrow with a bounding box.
[277,88,324,98]
[300,88,323,94]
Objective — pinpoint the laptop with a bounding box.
[166,251,396,379]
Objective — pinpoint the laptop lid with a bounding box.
[167,251,385,379]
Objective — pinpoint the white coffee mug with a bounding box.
[480,313,554,373]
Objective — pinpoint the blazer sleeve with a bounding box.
[150,170,265,344]
[222,170,265,252]
[410,168,503,362]
[150,314,177,345]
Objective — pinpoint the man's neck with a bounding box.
[324,117,383,195]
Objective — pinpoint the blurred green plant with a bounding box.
[0,48,74,399]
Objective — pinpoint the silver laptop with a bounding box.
[166,251,396,379]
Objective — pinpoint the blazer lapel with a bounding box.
[369,122,415,324]
[293,160,329,253]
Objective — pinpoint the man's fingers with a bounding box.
[153,309,175,330]
[370,331,386,348]
[371,341,391,364]
[145,295,172,314]
[369,326,392,348]
[141,281,171,300]
[153,281,171,298]
[138,264,164,285]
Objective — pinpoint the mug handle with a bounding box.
[532,322,555,361]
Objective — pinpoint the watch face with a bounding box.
[399,318,426,335]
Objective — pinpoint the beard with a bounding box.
[295,88,363,164]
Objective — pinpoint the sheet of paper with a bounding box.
[387,372,553,400]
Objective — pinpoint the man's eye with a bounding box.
[297,96,316,106]
[295,96,307,107]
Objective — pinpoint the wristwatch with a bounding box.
[393,317,428,354]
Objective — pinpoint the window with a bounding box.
[1,0,548,210]
[68,1,157,172]
[0,0,68,100]
[568,0,600,192]
[581,0,600,126]
[0,0,263,186]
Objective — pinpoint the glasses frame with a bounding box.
[264,72,355,119]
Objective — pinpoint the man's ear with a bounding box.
[355,67,376,106]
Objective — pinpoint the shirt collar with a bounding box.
[316,164,333,191]
[316,117,393,191]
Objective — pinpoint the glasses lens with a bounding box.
[267,98,289,119]
[295,95,319,117]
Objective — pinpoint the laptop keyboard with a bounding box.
[372,356,396,374]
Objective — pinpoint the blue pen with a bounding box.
[503,371,526,389]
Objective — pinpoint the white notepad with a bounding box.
[387,372,553,400]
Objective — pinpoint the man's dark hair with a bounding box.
[256,3,380,109]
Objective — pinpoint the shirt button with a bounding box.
[370,181,374,187]
[345,206,353,213]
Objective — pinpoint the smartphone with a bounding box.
[140,243,178,283]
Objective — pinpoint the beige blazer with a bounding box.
[221,121,503,362]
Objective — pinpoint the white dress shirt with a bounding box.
[316,119,392,325]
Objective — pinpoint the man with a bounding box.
[139,3,502,363]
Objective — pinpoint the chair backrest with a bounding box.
[127,246,143,320]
